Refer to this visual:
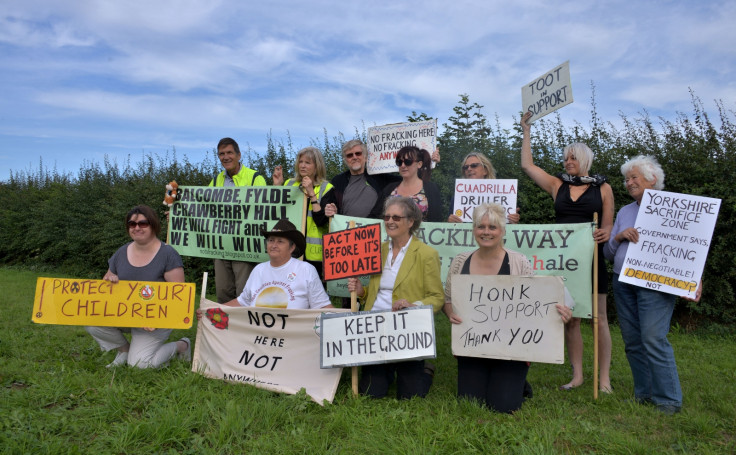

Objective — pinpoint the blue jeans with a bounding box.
[612,274,682,407]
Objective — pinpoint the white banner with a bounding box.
[192,298,349,404]
[619,189,720,298]
[320,306,436,368]
[452,178,518,222]
[366,119,437,175]
[521,61,573,123]
[450,275,565,364]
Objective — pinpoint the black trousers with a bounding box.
[457,356,529,413]
[360,360,432,399]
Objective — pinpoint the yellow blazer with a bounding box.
[361,237,444,313]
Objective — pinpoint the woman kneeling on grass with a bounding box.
[443,203,572,413]
[85,205,190,368]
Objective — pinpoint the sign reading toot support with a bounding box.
[450,275,565,363]
[619,189,720,298]
[169,186,305,262]
[193,299,349,404]
[366,119,437,175]
[452,179,518,222]
[522,61,573,123]
[320,306,436,368]
[323,224,382,281]
[32,278,195,329]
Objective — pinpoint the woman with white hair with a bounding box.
[520,111,614,393]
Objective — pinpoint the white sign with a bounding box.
[450,275,565,364]
[521,61,573,123]
[452,178,518,222]
[619,189,720,298]
[319,306,436,368]
[366,119,437,175]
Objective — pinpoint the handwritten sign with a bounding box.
[452,178,518,222]
[323,224,382,281]
[450,275,565,363]
[32,278,195,329]
[169,186,305,262]
[193,299,350,404]
[619,189,720,298]
[366,119,437,175]
[319,306,436,368]
[521,61,573,123]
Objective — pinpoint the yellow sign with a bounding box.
[32,278,196,329]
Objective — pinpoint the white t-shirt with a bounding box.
[236,258,331,309]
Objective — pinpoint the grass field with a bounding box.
[1,267,735,454]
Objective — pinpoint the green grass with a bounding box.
[1,267,735,454]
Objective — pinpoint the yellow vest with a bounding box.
[285,179,333,261]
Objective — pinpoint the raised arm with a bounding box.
[520,111,560,197]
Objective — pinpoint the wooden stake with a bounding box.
[348,220,359,397]
[592,214,599,400]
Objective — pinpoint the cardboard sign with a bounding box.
[452,178,518,222]
[32,278,195,329]
[521,61,573,123]
[619,189,720,298]
[366,119,437,175]
[319,306,436,368]
[169,186,305,262]
[323,224,382,281]
[193,299,350,404]
[450,275,565,364]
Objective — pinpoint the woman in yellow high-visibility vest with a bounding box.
[272,146,335,279]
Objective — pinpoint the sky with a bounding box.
[1,0,735,181]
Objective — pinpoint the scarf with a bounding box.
[557,173,607,187]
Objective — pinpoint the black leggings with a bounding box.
[457,356,529,413]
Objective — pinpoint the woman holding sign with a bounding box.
[604,156,694,414]
[86,205,191,368]
[520,111,614,393]
[444,203,572,413]
[347,196,444,399]
[382,146,443,222]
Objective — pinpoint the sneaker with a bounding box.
[178,337,191,362]
[656,404,681,415]
[106,351,129,368]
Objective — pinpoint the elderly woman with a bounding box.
[381,146,443,222]
[444,203,572,413]
[448,152,521,223]
[86,205,190,368]
[520,111,614,392]
[604,155,695,414]
[347,196,444,399]
[273,146,336,278]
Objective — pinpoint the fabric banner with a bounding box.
[521,60,573,123]
[32,277,195,329]
[328,215,594,318]
[366,120,437,175]
[192,298,349,404]
[320,306,436,368]
[450,275,565,364]
[619,189,721,298]
[452,178,518,222]
[168,186,306,262]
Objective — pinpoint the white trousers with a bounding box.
[85,326,178,368]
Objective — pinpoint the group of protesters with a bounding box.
[85,114,699,415]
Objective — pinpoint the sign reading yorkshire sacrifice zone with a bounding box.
[366,119,437,175]
[32,278,196,329]
[619,189,720,298]
[521,61,573,123]
[322,224,382,281]
[452,178,518,222]
[169,186,306,262]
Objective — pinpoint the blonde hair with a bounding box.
[472,203,507,232]
[563,143,594,175]
[293,146,328,185]
[461,152,496,179]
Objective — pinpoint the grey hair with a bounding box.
[563,142,594,174]
[384,196,423,236]
[472,203,507,232]
[620,155,665,190]
[341,139,367,156]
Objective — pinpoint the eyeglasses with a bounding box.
[345,151,363,159]
[127,220,151,228]
[383,215,407,222]
[395,158,415,167]
[462,162,482,172]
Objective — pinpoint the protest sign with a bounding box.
[366,119,437,175]
[452,179,518,222]
[169,186,305,262]
[32,278,195,329]
[619,189,720,298]
[450,275,565,363]
[323,224,382,281]
[521,61,573,123]
[320,306,436,368]
[193,299,349,404]
[328,215,594,318]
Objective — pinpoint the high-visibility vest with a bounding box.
[284,179,333,261]
[209,166,266,187]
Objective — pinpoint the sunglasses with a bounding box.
[383,215,407,222]
[395,158,415,167]
[345,151,363,159]
[462,162,482,172]
[127,220,151,228]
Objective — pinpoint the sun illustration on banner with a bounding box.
[139,285,155,300]
[206,308,229,330]
[255,287,288,308]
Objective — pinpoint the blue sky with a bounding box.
[1,0,735,180]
